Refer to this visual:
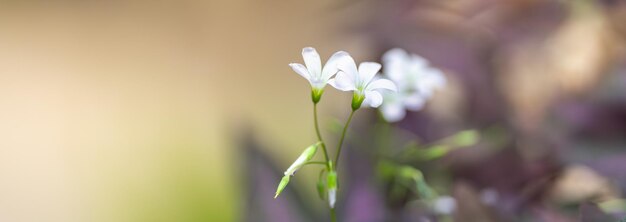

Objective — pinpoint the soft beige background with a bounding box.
[0,1,370,221]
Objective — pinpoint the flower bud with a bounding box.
[284,142,320,176]
[316,177,326,200]
[327,170,338,208]
[274,175,290,198]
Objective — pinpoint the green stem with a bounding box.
[330,208,337,222]
[313,103,331,169]
[305,161,327,166]
[334,110,355,170]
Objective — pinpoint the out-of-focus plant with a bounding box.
[273,47,462,221]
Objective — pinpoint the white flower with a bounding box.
[433,195,456,215]
[379,48,446,122]
[329,54,397,109]
[289,47,349,92]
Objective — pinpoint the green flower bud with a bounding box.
[284,142,320,176]
[274,175,290,198]
[351,92,365,111]
[327,170,338,208]
[317,178,326,200]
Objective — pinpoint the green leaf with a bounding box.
[399,166,437,200]
[451,130,479,147]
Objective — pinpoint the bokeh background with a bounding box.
[1,0,626,221]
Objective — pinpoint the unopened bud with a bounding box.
[284,142,320,176]
[327,171,338,208]
[274,175,290,198]
[316,178,326,200]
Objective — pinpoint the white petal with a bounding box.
[363,90,383,108]
[328,71,356,91]
[358,62,382,85]
[289,63,310,80]
[302,47,322,78]
[383,48,409,82]
[366,78,397,92]
[409,54,429,67]
[433,196,456,215]
[381,102,406,122]
[404,93,426,111]
[418,68,446,97]
[337,54,358,81]
[407,55,430,77]
[328,188,336,208]
[382,48,408,64]
[321,51,349,82]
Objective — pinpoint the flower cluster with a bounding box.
[277,47,447,216]
[289,47,398,108]
[290,47,445,120]
[379,48,446,122]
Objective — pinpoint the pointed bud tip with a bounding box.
[274,175,291,199]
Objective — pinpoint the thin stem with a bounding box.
[313,103,331,169]
[330,208,337,222]
[305,161,327,166]
[334,110,355,170]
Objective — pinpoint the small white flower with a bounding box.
[380,48,446,122]
[433,195,456,215]
[329,54,397,109]
[289,47,349,91]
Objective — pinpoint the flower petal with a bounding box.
[409,54,428,68]
[328,71,356,91]
[367,78,397,92]
[381,102,406,122]
[383,48,409,82]
[289,63,310,81]
[363,90,383,108]
[302,47,322,78]
[418,68,446,97]
[337,55,358,82]
[321,51,349,82]
[382,48,407,64]
[358,62,382,85]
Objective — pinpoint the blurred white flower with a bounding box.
[433,195,457,215]
[289,47,349,102]
[380,48,446,122]
[329,54,397,109]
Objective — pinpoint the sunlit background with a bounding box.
[1,0,626,221]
